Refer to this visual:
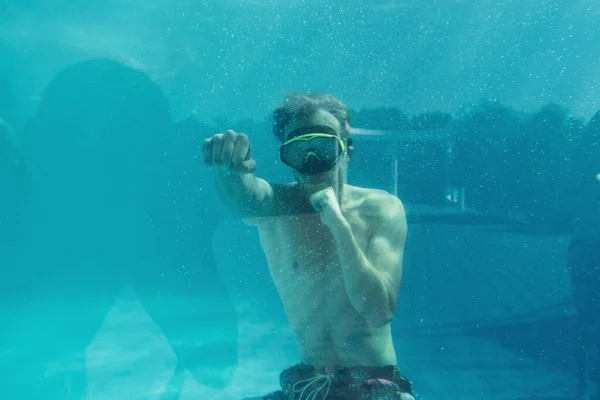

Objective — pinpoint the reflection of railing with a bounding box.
[349,126,544,230]
[445,186,466,211]
[350,126,459,207]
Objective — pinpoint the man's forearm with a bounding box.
[214,169,265,214]
[330,220,394,326]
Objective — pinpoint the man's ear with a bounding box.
[346,137,354,159]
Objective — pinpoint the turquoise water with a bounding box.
[0,219,580,399]
[1,1,600,399]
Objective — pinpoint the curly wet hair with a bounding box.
[272,92,352,143]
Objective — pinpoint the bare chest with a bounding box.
[257,212,370,289]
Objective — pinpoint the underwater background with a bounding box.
[1,0,599,399]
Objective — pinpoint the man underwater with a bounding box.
[203,92,415,399]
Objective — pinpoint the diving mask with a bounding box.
[279,125,347,175]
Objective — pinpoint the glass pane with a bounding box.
[1,1,599,399]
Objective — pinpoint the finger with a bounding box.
[202,138,213,165]
[309,191,320,203]
[312,202,323,213]
[309,193,322,210]
[221,130,236,166]
[238,158,256,174]
[232,133,250,165]
[211,134,224,165]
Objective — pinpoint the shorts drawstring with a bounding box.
[291,372,333,400]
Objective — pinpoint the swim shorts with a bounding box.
[245,363,415,399]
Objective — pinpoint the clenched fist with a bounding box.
[203,129,256,175]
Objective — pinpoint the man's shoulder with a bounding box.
[349,186,405,218]
[356,188,407,238]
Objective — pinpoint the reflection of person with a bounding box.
[0,118,16,166]
[0,117,28,257]
[568,160,600,399]
[204,92,415,399]
[9,59,237,399]
[0,118,27,186]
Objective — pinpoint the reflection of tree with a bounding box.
[214,102,596,230]
[351,107,410,130]
[411,111,452,131]
[516,104,570,223]
[448,102,597,230]
[351,107,452,131]
[451,102,522,215]
[570,110,600,214]
[574,111,600,186]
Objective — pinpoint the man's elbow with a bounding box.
[362,296,396,328]
[363,308,394,328]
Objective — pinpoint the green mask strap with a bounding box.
[282,133,346,154]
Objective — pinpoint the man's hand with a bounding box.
[203,129,256,175]
[309,187,347,229]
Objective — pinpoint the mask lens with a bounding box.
[280,141,305,169]
[280,134,343,173]
[315,136,341,163]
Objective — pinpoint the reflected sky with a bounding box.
[1,0,599,123]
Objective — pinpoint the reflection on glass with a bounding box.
[1,2,600,399]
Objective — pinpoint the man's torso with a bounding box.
[250,184,397,367]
